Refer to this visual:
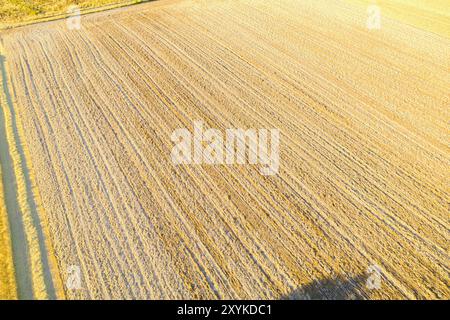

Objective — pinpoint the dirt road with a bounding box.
[0,0,448,299]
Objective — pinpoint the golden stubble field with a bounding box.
[0,0,449,299]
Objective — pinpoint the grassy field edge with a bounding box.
[0,163,17,299]
[0,1,149,30]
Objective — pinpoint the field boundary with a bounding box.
[0,156,17,299]
[0,1,153,31]
[0,45,64,299]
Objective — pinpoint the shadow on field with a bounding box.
[0,53,56,299]
[282,274,369,300]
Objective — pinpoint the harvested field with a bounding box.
[0,44,63,299]
[0,0,449,299]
